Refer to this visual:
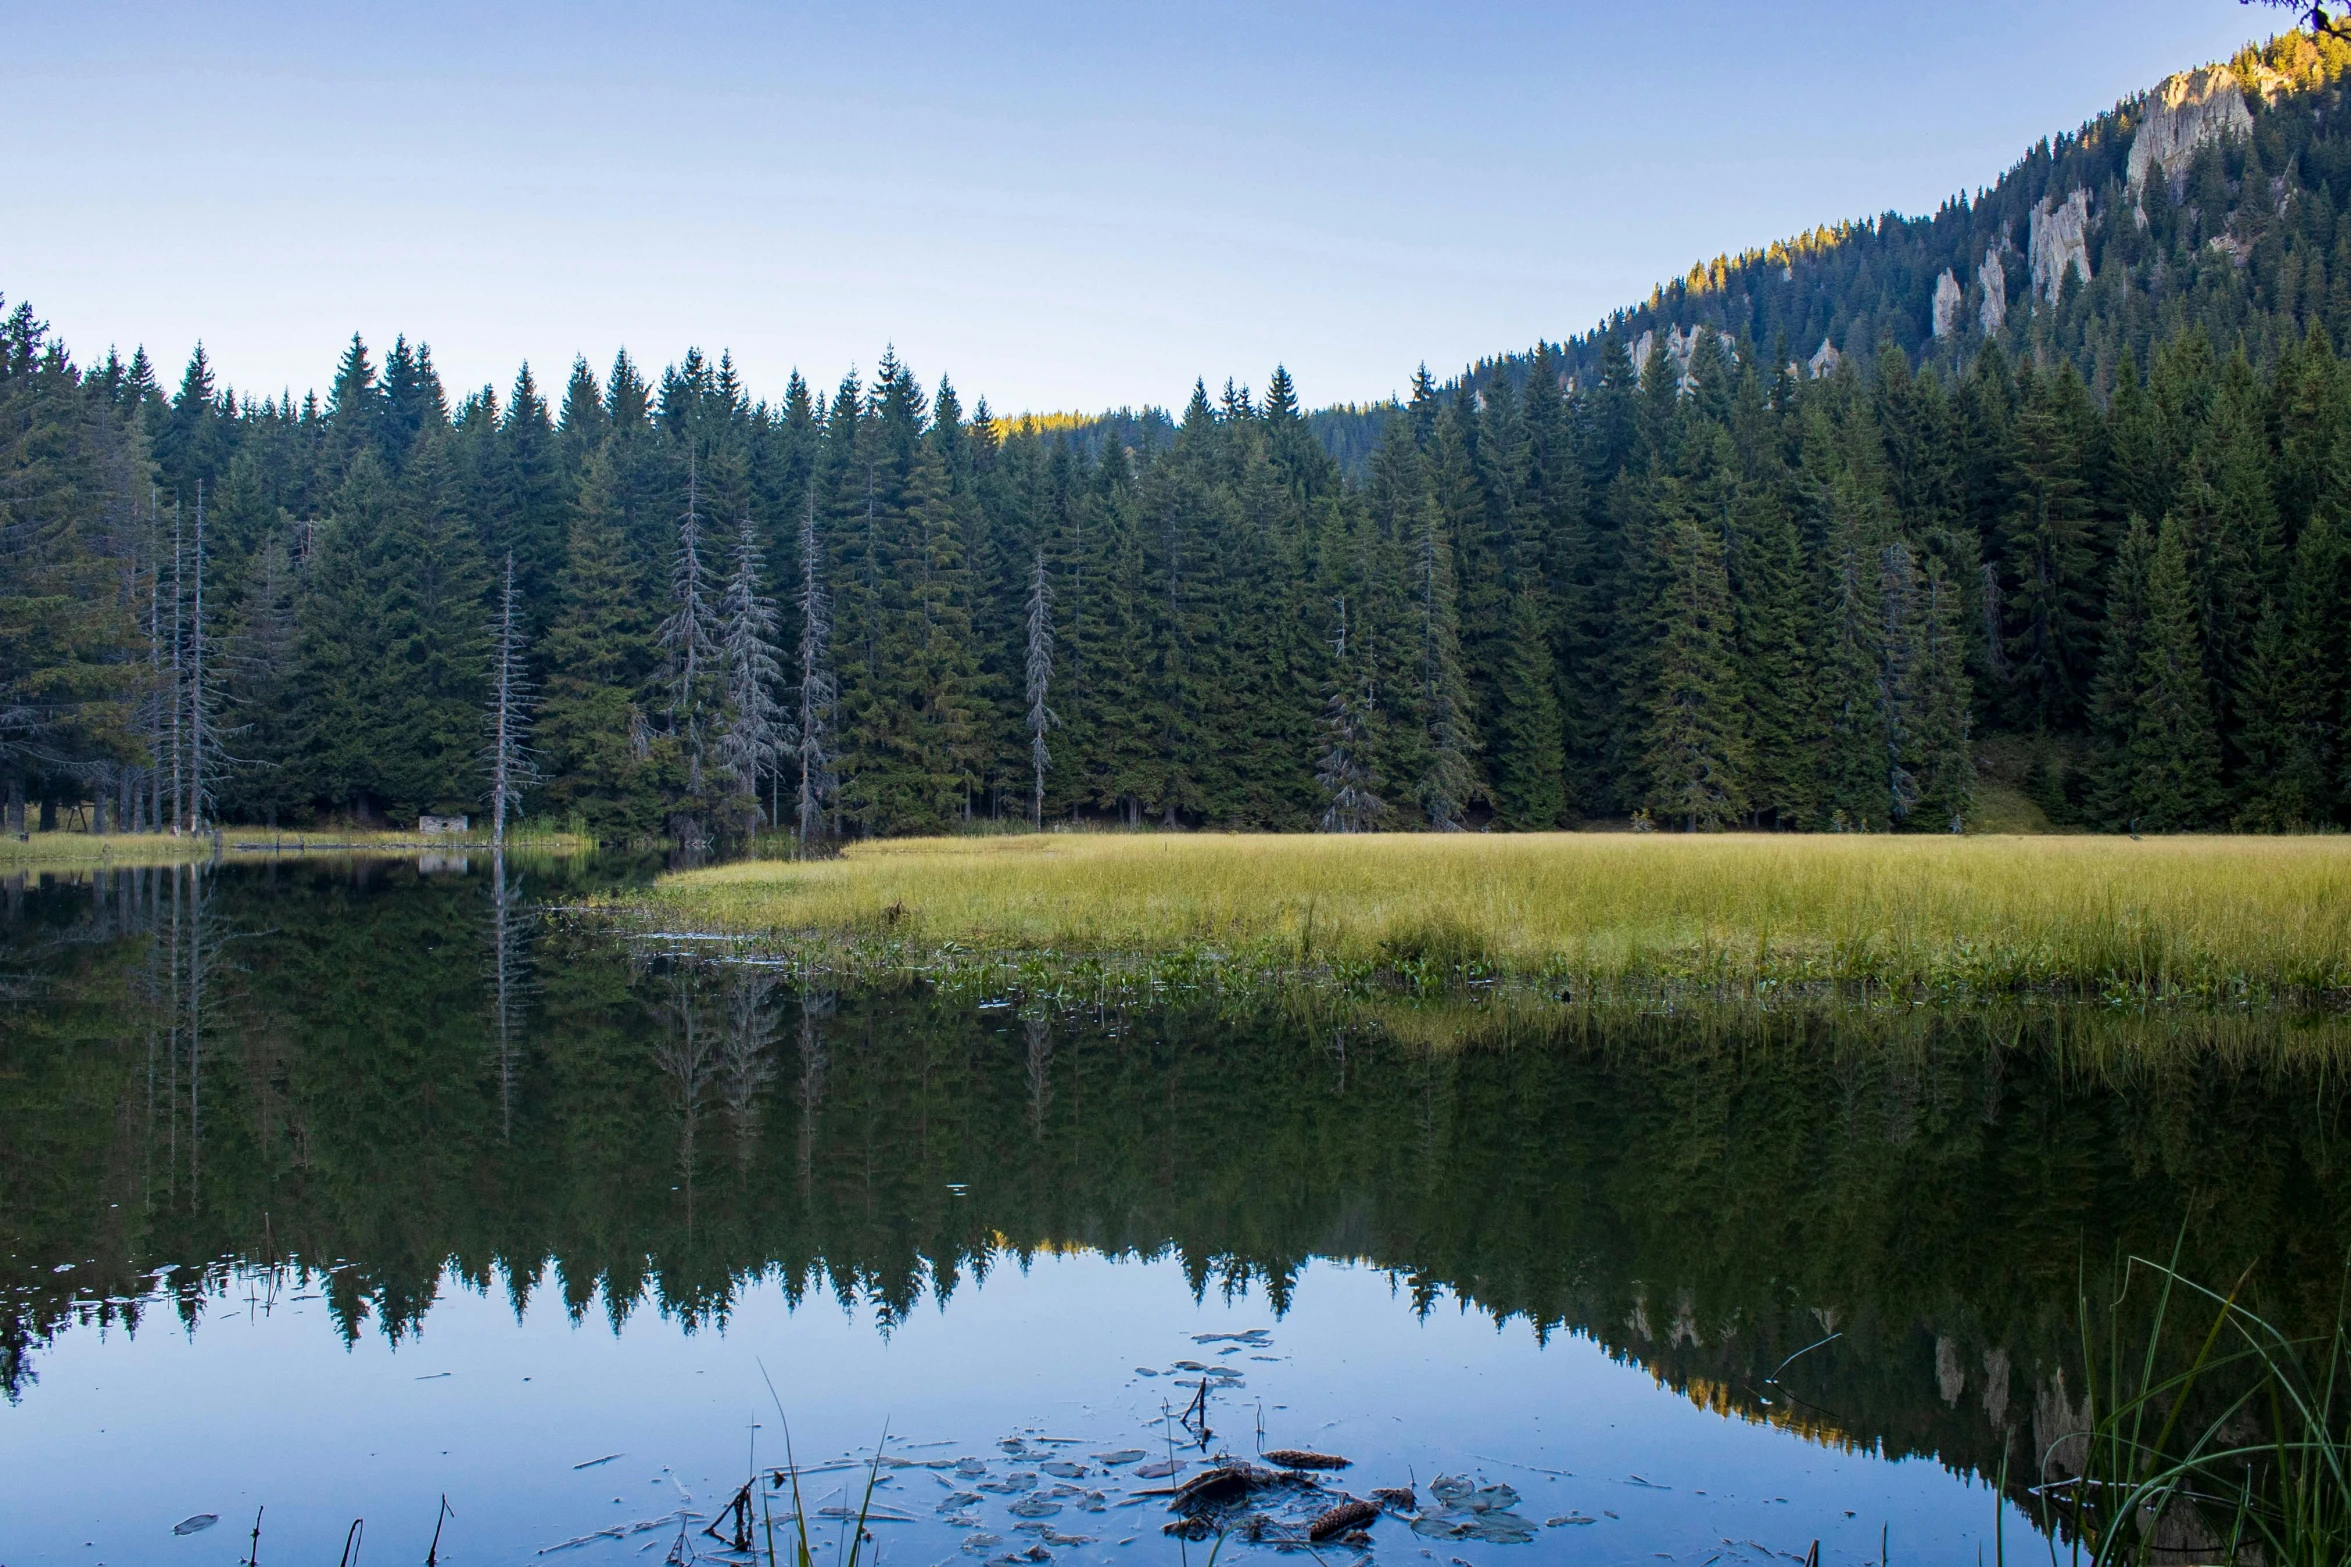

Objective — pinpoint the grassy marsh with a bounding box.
[635,831,2351,1004]
[0,825,594,871]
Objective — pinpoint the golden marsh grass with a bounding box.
[645,831,2351,1000]
[0,826,594,872]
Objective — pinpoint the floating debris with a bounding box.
[1548,1513,1598,1526]
[1093,1449,1148,1465]
[1132,1459,1185,1479]
[573,1453,625,1470]
[1308,1499,1379,1540]
[172,1515,219,1536]
[1415,1478,1536,1544]
[1008,1496,1063,1519]
[1263,1449,1350,1470]
[1039,1460,1087,1479]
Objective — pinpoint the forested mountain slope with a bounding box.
[4,30,2350,839]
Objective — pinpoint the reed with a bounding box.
[2056,1250,2351,1565]
[636,831,2351,1002]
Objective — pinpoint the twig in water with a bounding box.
[336,1518,363,1567]
[240,1505,262,1567]
[425,1495,452,1566]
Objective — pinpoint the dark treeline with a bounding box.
[8,859,2350,1487]
[8,292,2351,838]
[10,30,2351,839]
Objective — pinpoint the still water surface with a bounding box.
[3,857,2347,1565]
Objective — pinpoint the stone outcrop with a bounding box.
[2029,189,2092,305]
[1978,247,2008,335]
[1806,337,1841,379]
[2127,65,2253,194]
[1630,324,1733,390]
[1931,269,1964,339]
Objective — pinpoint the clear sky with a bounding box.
[11,1,2279,417]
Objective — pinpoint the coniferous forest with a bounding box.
[9,31,2351,842]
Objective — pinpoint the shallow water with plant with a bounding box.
[4,859,2349,1565]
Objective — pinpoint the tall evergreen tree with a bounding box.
[1641,511,1748,829]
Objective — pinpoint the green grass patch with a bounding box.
[0,825,596,871]
[617,830,2351,1006]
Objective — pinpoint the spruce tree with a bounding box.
[2088,517,2157,829]
[535,445,660,836]
[1315,595,1383,832]
[657,456,722,807]
[2127,516,2228,830]
[1491,588,1567,828]
[1641,511,1748,829]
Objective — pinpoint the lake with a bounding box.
[4,855,2346,1565]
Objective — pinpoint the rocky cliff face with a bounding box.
[1630,323,1734,388]
[2028,189,2093,305]
[1977,246,2008,335]
[1930,269,1964,339]
[2126,64,2255,194]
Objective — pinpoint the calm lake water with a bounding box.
[4,857,2348,1566]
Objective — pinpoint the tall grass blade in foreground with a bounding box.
[758,1356,887,1567]
[2052,1248,2351,1564]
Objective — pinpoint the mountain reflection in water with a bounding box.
[3,857,2348,1563]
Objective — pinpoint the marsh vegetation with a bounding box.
[637,830,2351,1005]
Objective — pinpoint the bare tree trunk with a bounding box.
[486,553,534,849]
[187,483,207,833]
[1025,551,1056,829]
[168,498,184,835]
[794,491,836,850]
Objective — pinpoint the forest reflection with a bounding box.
[4,856,2349,1511]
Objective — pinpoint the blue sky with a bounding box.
[12,2,2278,415]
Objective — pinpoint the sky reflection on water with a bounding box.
[4,1251,1996,1566]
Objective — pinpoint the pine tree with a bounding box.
[1375,425,1478,828]
[536,445,659,837]
[2127,516,2228,830]
[1998,369,2100,733]
[225,529,304,826]
[1914,557,1975,829]
[716,516,785,834]
[1316,595,1383,833]
[1642,512,1748,829]
[2234,512,2347,827]
[1876,540,1925,826]
[657,455,722,806]
[1490,588,1567,827]
[2088,515,2157,829]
